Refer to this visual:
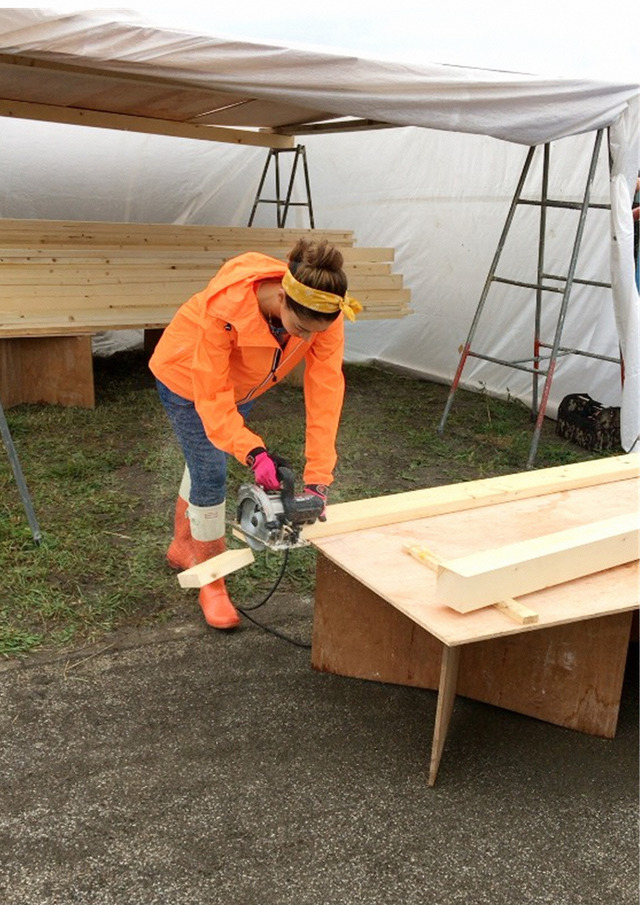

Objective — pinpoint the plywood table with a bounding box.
[308,464,639,785]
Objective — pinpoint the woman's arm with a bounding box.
[302,318,346,486]
[191,320,265,464]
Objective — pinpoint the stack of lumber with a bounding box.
[0,220,412,337]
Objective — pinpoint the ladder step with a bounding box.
[518,198,610,211]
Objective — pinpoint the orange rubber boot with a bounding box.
[193,537,241,630]
[166,496,195,571]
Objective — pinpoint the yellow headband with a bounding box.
[282,269,363,323]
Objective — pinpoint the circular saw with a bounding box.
[235,466,324,552]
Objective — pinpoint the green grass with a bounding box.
[0,349,610,658]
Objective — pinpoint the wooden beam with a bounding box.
[177,547,255,588]
[304,454,639,541]
[435,513,639,614]
[0,220,353,246]
[275,119,395,136]
[0,99,295,149]
[403,544,539,624]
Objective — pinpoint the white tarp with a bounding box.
[305,127,636,421]
[0,9,638,449]
[0,9,638,145]
[0,9,637,146]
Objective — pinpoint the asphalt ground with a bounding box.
[1,594,638,905]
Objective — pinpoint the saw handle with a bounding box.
[278,466,324,526]
[276,465,296,497]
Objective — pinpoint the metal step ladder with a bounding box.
[437,128,622,468]
[248,145,315,228]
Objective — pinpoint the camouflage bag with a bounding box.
[555,393,621,452]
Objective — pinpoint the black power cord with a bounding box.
[236,548,312,649]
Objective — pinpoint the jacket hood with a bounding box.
[203,252,287,333]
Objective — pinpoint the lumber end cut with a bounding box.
[178,547,255,588]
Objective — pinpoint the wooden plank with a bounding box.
[0,224,409,333]
[0,304,409,336]
[0,220,355,246]
[429,645,460,787]
[494,599,539,625]
[0,269,404,292]
[403,543,539,624]
[305,454,640,541]
[0,219,352,236]
[177,547,255,588]
[0,256,392,274]
[0,291,409,311]
[0,98,297,149]
[0,283,409,318]
[358,310,412,320]
[0,297,410,317]
[435,512,639,613]
[0,218,410,338]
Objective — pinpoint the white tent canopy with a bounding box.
[0,8,638,448]
[0,9,637,145]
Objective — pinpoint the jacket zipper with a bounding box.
[237,340,303,405]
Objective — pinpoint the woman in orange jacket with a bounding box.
[149,238,361,630]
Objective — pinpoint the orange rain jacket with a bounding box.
[149,252,345,487]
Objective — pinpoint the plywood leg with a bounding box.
[457,611,633,738]
[429,645,461,786]
[311,553,442,689]
[0,336,94,408]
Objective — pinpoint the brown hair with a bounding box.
[285,239,348,323]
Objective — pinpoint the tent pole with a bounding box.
[0,398,42,545]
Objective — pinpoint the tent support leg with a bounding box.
[0,398,42,545]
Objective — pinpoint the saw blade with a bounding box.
[234,483,311,551]
[238,494,273,551]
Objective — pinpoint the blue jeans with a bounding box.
[156,379,254,507]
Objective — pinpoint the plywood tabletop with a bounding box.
[311,477,639,646]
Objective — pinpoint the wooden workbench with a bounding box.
[309,467,639,785]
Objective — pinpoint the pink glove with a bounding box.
[247,448,281,491]
[304,483,328,522]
